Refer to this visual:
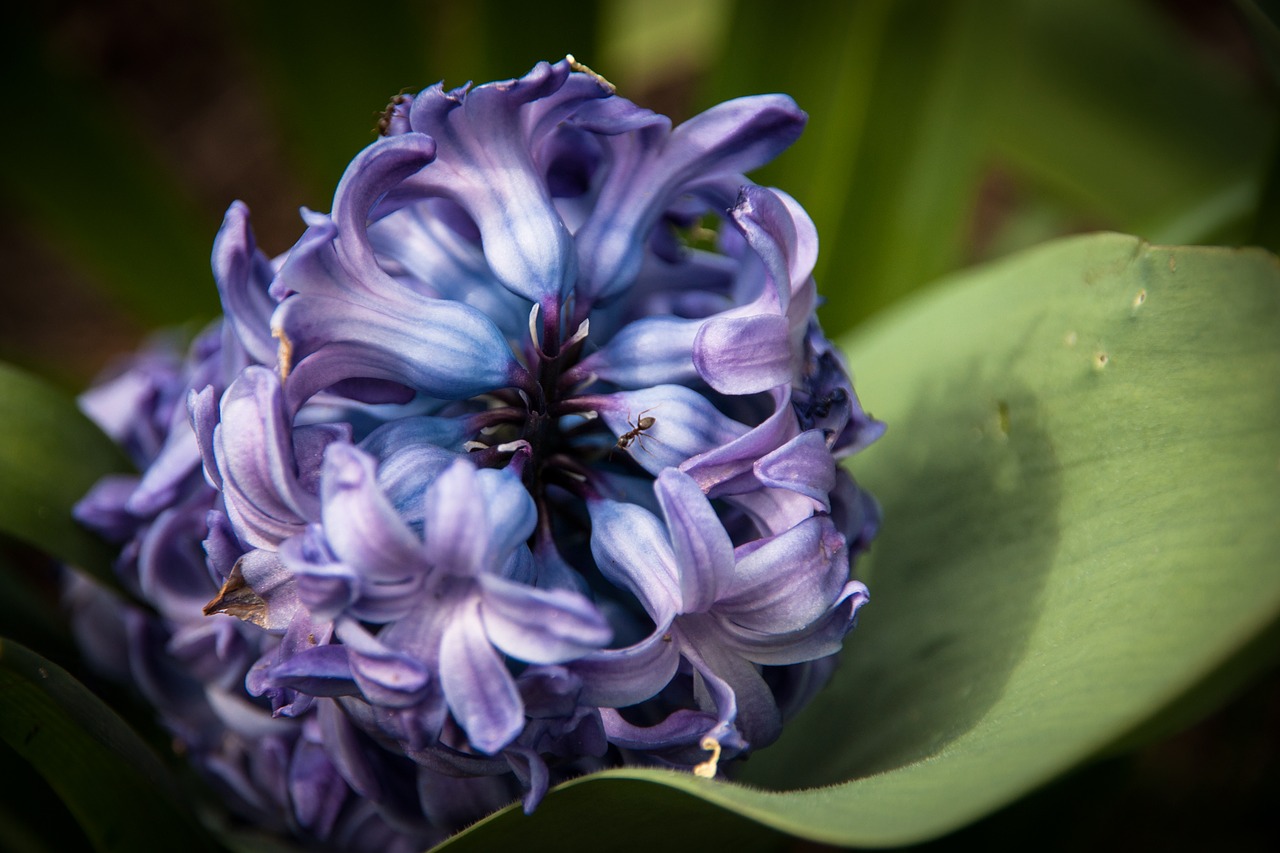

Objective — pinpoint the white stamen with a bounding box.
[567,317,591,347]
[528,303,542,350]
[463,441,489,452]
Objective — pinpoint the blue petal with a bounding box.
[586,497,681,623]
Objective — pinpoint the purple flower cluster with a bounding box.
[71,58,882,846]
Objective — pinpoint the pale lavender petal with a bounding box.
[439,600,524,754]
[753,429,837,508]
[478,574,610,664]
[586,497,680,622]
[693,312,792,395]
[572,623,680,707]
[589,385,749,475]
[719,516,848,634]
[655,469,733,615]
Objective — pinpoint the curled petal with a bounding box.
[212,200,278,364]
[720,516,849,634]
[753,429,837,508]
[693,312,792,395]
[215,367,316,548]
[717,581,869,666]
[478,574,611,664]
[572,623,681,708]
[321,443,425,584]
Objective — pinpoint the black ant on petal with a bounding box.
[614,407,657,454]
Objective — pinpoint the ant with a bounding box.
[614,407,657,454]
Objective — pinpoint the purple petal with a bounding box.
[717,581,869,666]
[439,599,524,754]
[273,291,522,408]
[693,312,792,395]
[288,738,348,837]
[680,616,782,749]
[586,497,681,622]
[212,201,278,364]
[570,316,700,389]
[402,61,594,308]
[336,620,433,708]
[655,469,733,614]
[215,367,316,548]
[478,574,610,664]
[572,623,681,707]
[719,516,849,634]
[589,385,749,476]
[753,429,837,508]
[598,706,717,751]
[575,94,806,306]
[321,443,426,585]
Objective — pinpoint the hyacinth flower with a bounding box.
[61,57,883,845]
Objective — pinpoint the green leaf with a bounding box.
[434,234,1280,850]
[0,363,131,585]
[0,639,223,852]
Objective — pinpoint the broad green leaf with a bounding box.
[0,639,223,852]
[0,363,131,585]
[435,234,1280,849]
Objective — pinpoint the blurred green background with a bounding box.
[0,0,1277,850]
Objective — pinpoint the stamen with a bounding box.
[566,54,616,94]
[528,303,542,352]
[692,736,721,778]
[272,327,294,382]
[463,440,489,452]
[566,317,590,348]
